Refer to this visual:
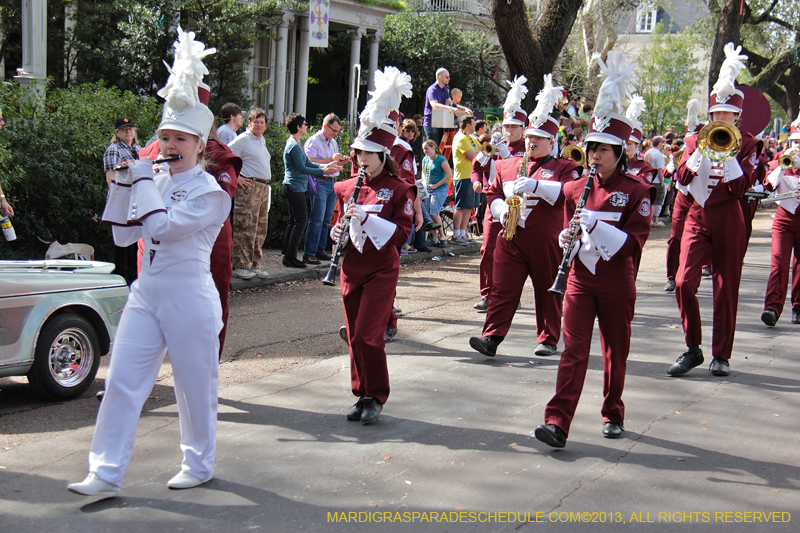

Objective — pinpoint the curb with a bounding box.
[230,241,482,291]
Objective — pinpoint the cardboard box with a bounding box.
[431,107,454,128]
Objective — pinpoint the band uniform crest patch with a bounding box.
[539,169,554,179]
[628,167,641,175]
[404,198,414,215]
[609,191,629,207]
[638,198,651,217]
[377,188,394,201]
[571,170,580,179]
[749,152,758,167]
[403,160,413,171]
[219,172,232,184]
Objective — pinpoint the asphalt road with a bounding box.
[0,210,797,532]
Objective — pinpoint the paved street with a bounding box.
[0,210,797,532]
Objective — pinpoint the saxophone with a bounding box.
[502,150,528,241]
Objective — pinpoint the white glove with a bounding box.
[558,228,572,249]
[114,168,133,186]
[476,151,490,166]
[496,143,511,159]
[349,204,367,224]
[496,201,510,224]
[491,131,504,143]
[752,183,765,193]
[514,176,538,195]
[579,209,598,233]
[128,158,155,181]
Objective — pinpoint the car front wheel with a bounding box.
[28,314,101,401]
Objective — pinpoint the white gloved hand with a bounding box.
[114,168,133,186]
[491,131,504,143]
[558,228,572,249]
[128,158,155,181]
[496,143,511,159]
[579,209,598,233]
[476,151,490,166]
[349,204,367,224]
[514,176,538,195]
[752,183,765,193]
[496,201,510,224]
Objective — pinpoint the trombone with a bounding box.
[480,133,509,157]
[697,121,741,163]
[561,145,586,166]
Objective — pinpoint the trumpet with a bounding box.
[779,152,800,170]
[561,145,586,166]
[481,133,509,157]
[697,121,741,163]
[502,150,528,241]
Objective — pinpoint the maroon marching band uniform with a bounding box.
[138,139,241,358]
[740,150,768,246]
[763,159,800,320]
[334,169,415,404]
[475,137,526,303]
[481,154,581,345]
[625,156,657,273]
[543,169,654,435]
[674,131,762,361]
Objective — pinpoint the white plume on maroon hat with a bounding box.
[685,98,705,135]
[789,109,800,140]
[156,26,216,142]
[586,50,637,146]
[625,94,646,144]
[525,74,561,139]
[708,43,747,114]
[502,75,528,126]
[352,66,412,153]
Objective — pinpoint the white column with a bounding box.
[64,2,77,86]
[367,30,383,92]
[15,0,47,96]
[273,12,295,122]
[347,27,366,123]
[294,17,311,117]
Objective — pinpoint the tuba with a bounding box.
[697,121,742,163]
[561,145,586,166]
[502,150,528,241]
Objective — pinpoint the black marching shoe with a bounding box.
[473,298,490,312]
[602,422,624,439]
[709,357,730,377]
[360,397,383,425]
[792,309,800,324]
[96,390,105,403]
[534,343,558,356]
[282,256,307,269]
[664,277,676,292]
[384,328,398,343]
[347,398,364,421]
[339,326,349,345]
[761,309,778,327]
[701,266,711,278]
[668,350,704,376]
[469,336,498,357]
[302,254,321,265]
[534,424,567,448]
[392,306,403,317]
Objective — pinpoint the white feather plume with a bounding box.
[359,66,412,135]
[593,51,638,119]
[503,75,529,118]
[791,109,800,129]
[711,42,747,100]
[625,94,647,128]
[157,26,216,110]
[685,99,701,131]
[528,74,562,127]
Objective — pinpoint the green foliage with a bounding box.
[380,12,504,111]
[0,81,161,260]
[636,23,704,136]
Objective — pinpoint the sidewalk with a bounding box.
[231,239,482,290]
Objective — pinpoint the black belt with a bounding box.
[316,176,337,181]
[243,176,270,184]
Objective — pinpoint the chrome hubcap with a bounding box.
[48,327,94,388]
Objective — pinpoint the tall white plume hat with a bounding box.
[625,94,647,143]
[502,75,529,126]
[156,26,216,143]
[525,74,562,139]
[585,50,637,146]
[352,66,412,153]
[708,42,747,114]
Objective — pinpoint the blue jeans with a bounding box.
[304,177,337,256]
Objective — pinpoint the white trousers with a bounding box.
[89,262,222,486]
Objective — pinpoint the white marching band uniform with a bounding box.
[92,164,229,486]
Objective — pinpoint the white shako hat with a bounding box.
[585,51,637,146]
[625,94,646,144]
[156,26,216,143]
[502,75,529,126]
[352,66,412,153]
[708,43,747,115]
[684,99,705,136]
[377,67,413,128]
[525,74,561,139]
[789,111,800,141]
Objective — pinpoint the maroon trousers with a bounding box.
[478,213,501,300]
[341,255,399,404]
[666,191,692,280]
[210,219,233,359]
[675,201,746,360]
[483,221,563,345]
[764,206,800,317]
[740,197,759,247]
[543,261,635,435]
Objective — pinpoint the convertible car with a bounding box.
[0,260,129,400]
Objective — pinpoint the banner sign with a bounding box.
[309,0,330,47]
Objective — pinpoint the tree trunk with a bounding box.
[708,0,743,100]
[492,0,585,111]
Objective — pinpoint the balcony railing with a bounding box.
[408,0,487,14]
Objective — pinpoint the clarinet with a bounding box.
[322,166,366,286]
[548,164,598,295]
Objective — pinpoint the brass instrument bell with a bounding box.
[697,121,742,163]
[560,145,586,166]
[779,152,800,170]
